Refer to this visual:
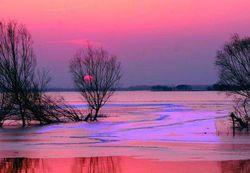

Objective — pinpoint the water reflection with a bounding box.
[72,157,121,173]
[0,157,249,173]
[0,158,43,173]
[0,157,120,173]
[221,160,250,173]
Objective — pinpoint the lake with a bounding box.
[0,91,249,172]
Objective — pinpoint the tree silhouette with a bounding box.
[215,34,250,130]
[70,44,121,121]
[0,20,81,127]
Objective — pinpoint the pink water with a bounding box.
[0,91,249,172]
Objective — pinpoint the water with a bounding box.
[0,91,249,172]
[0,157,249,173]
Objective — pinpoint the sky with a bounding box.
[1,0,250,87]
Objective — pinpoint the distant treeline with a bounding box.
[45,84,249,92]
[117,85,196,91]
[206,84,250,91]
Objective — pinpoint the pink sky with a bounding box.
[1,0,250,87]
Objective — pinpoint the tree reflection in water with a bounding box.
[0,158,44,173]
[73,157,121,173]
[0,157,250,173]
[0,157,120,173]
[221,160,250,173]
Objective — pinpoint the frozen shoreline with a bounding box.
[0,91,249,162]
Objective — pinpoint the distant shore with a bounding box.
[45,84,240,92]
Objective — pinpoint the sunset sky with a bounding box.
[1,0,250,87]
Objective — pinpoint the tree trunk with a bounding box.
[20,106,26,127]
[230,112,248,132]
[231,113,235,136]
[93,109,99,121]
[17,94,26,127]
[21,112,26,127]
[84,113,92,122]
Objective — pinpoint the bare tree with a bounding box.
[0,20,81,127]
[215,34,250,130]
[70,45,121,121]
[0,93,12,127]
